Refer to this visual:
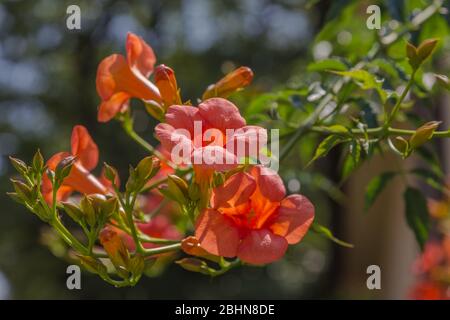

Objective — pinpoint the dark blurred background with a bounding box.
[1,0,448,299]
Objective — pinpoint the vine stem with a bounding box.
[109,221,178,244]
[141,243,181,256]
[51,216,88,254]
[384,69,417,130]
[113,184,145,254]
[211,259,241,277]
[92,242,181,259]
[121,113,177,169]
[310,126,450,138]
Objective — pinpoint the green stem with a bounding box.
[384,69,416,129]
[139,177,168,194]
[211,259,241,277]
[309,126,450,138]
[140,235,179,245]
[114,185,145,254]
[109,221,178,244]
[48,177,88,254]
[120,114,176,167]
[51,216,88,254]
[92,241,181,258]
[126,193,146,253]
[141,242,181,256]
[124,123,162,157]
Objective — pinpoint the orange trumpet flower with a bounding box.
[195,166,315,265]
[96,32,162,122]
[42,125,109,204]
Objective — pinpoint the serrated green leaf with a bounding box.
[403,187,430,250]
[365,172,396,211]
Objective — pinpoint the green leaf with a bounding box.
[403,187,430,250]
[307,58,348,72]
[365,172,396,211]
[311,222,354,248]
[332,69,387,103]
[415,147,443,178]
[245,93,277,116]
[409,168,443,192]
[341,140,361,182]
[308,135,345,166]
[369,58,400,79]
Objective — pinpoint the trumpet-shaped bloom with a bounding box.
[42,125,109,203]
[155,97,266,182]
[195,166,315,264]
[96,32,161,122]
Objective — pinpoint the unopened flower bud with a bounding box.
[410,121,441,149]
[99,227,130,268]
[155,64,182,108]
[202,66,254,99]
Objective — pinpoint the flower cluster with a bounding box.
[409,187,450,300]
[8,32,314,286]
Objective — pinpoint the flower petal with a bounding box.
[198,98,246,133]
[247,166,285,228]
[250,165,285,202]
[165,105,201,136]
[211,172,256,215]
[155,123,193,165]
[192,145,238,172]
[96,53,160,103]
[269,194,315,244]
[71,125,99,171]
[96,54,127,101]
[126,32,156,78]
[195,209,240,258]
[225,125,267,162]
[64,163,109,196]
[45,151,72,171]
[97,92,130,122]
[237,229,288,265]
